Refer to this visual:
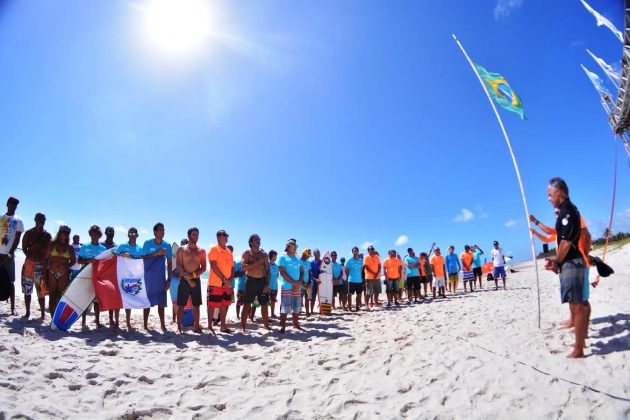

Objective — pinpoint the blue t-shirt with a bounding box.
[445,253,461,273]
[79,243,107,260]
[310,259,321,282]
[142,239,173,259]
[404,255,420,277]
[278,254,301,290]
[115,243,143,258]
[346,257,363,284]
[332,262,343,281]
[472,249,483,268]
[269,263,279,290]
[234,262,246,290]
[301,259,311,284]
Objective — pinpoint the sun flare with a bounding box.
[140,0,211,58]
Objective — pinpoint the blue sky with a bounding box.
[1,0,629,262]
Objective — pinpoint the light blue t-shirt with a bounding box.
[115,243,143,258]
[346,257,363,284]
[445,253,461,274]
[278,254,301,290]
[301,259,311,284]
[142,239,173,259]
[332,262,343,281]
[404,255,420,277]
[79,243,107,260]
[269,263,279,290]
[234,261,246,291]
[472,249,483,268]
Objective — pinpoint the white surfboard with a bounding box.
[51,248,115,331]
[318,251,334,314]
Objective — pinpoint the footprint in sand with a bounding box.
[85,372,99,380]
[45,372,64,380]
[98,349,118,356]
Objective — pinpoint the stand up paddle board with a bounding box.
[52,248,115,331]
[318,251,333,315]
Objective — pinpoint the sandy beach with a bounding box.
[1,244,629,419]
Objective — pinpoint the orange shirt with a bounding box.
[460,252,473,271]
[430,255,445,277]
[208,245,234,287]
[383,257,402,279]
[419,257,426,276]
[363,254,381,280]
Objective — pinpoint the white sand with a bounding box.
[1,245,629,419]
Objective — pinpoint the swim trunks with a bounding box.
[21,260,46,298]
[177,278,202,307]
[560,258,586,304]
[207,285,232,308]
[244,276,269,305]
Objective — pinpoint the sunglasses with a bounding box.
[129,232,138,237]
[218,233,229,237]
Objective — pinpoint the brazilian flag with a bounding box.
[475,64,525,120]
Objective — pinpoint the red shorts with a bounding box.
[207,286,232,308]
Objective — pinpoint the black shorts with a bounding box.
[406,276,421,291]
[333,284,347,297]
[419,276,428,284]
[348,282,363,295]
[244,276,269,305]
[473,267,483,277]
[177,278,202,307]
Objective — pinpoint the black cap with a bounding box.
[216,230,229,237]
[35,213,46,220]
[7,196,19,205]
[367,245,375,251]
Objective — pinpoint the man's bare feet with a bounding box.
[567,350,585,358]
[293,324,304,331]
[193,327,203,334]
[220,327,233,334]
[560,320,574,329]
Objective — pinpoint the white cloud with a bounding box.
[139,228,149,235]
[53,220,66,226]
[453,208,474,223]
[395,235,409,246]
[114,225,127,233]
[505,219,517,228]
[360,241,375,250]
[493,0,524,20]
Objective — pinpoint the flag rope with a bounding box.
[452,34,542,328]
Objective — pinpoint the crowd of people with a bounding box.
[0,196,512,335]
[0,176,594,358]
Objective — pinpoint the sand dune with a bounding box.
[1,244,629,419]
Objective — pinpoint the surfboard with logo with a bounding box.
[318,251,334,314]
[51,248,115,331]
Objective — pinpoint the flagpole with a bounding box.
[452,34,542,329]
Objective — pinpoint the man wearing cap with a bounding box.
[21,212,52,319]
[300,249,312,316]
[207,229,233,334]
[240,233,271,332]
[0,197,24,315]
[383,250,402,306]
[78,225,107,328]
[490,241,507,290]
[345,247,364,311]
[364,246,381,307]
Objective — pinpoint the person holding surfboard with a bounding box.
[45,225,75,318]
[309,249,322,315]
[0,197,24,316]
[330,252,345,310]
[240,234,271,333]
[278,239,305,333]
[21,212,52,320]
[77,225,107,328]
[142,222,173,332]
[207,229,233,334]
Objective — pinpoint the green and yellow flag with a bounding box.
[475,64,525,120]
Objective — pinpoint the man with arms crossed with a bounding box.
[241,233,271,332]
[176,227,206,334]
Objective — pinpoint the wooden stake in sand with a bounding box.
[452,34,542,328]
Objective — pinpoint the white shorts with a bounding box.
[432,276,445,288]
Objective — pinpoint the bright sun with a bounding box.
[140,0,211,58]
